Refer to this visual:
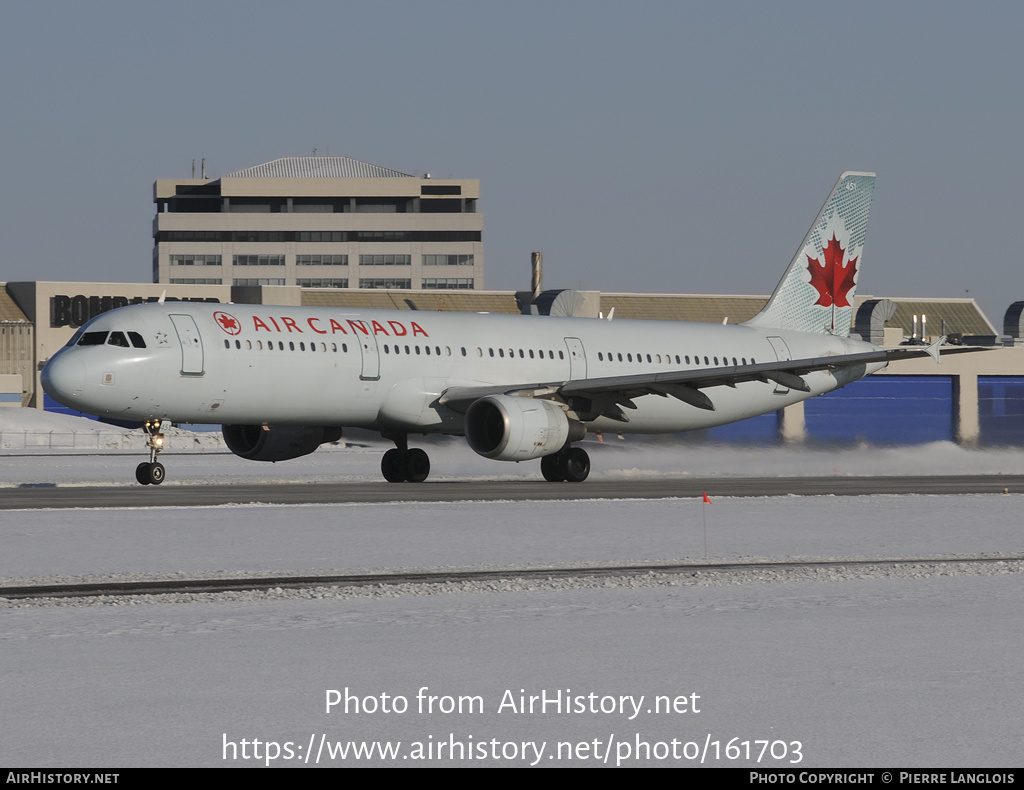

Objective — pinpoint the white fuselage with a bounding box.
[42,302,884,435]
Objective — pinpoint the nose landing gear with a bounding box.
[135,419,166,485]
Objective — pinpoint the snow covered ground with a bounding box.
[1,409,1022,767]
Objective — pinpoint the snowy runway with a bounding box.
[1,410,1022,767]
[2,490,1022,767]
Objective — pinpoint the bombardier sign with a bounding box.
[51,294,220,328]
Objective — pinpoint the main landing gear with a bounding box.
[540,446,591,483]
[135,418,166,486]
[380,433,430,483]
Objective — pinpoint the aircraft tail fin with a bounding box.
[744,172,876,337]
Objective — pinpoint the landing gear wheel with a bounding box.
[541,453,566,482]
[405,448,430,483]
[563,447,590,483]
[381,448,408,483]
[135,462,166,486]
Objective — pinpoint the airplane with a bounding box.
[41,171,973,486]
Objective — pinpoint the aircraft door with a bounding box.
[169,314,205,376]
[766,336,791,394]
[564,337,587,380]
[355,324,381,381]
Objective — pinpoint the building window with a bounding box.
[296,254,348,266]
[170,254,222,266]
[359,278,411,289]
[356,231,411,241]
[231,231,285,242]
[421,185,462,195]
[233,278,286,286]
[359,254,411,266]
[422,254,474,266]
[163,230,221,242]
[297,279,349,288]
[233,255,285,266]
[170,278,223,284]
[422,278,474,290]
[297,231,347,242]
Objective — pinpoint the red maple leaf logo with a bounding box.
[806,233,858,308]
[214,311,241,335]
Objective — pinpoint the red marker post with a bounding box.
[701,492,712,558]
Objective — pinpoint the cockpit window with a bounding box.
[77,331,108,346]
[128,332,146,348]
[107,331,130,348]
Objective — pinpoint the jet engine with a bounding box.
[222,424,343,462]
[464,395,584,462]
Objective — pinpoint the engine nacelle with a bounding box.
[222,424,343,462]
[465,395,584,462]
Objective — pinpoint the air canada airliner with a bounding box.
[42,172,965,485]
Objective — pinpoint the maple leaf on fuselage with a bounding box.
[806,233,858,308]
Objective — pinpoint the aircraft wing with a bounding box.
[437,344,988,422]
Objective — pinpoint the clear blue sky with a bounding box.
[2,1,1021,323]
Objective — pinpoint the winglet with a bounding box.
[925,335,946,364]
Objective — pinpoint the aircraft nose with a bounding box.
[41,353,86,405]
